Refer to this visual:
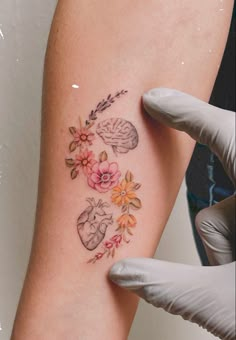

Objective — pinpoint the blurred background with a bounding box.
[0,1,217,339]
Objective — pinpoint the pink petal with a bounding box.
[99,161,109,174]
[109,162,118,174]
[100,181,112,189]
[91,162,99,173]
[90,159,97,166]
[109,179,119,188]
[87,176,95,188]
[86,167,93,175]
[111,171,121,182]
[81,128,87,134]
[87,152,94,160]
[87,134,95,141]
[94,183,110,193]
[90,173,101,183]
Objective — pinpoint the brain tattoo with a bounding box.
[96,118,139,155]
[77,198,113,251]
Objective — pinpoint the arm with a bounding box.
[11,1,234,339]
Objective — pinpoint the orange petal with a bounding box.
[127,192,137,199]
[123,196,130,205]
[129,214,137,225]
[116,196,123,205]
[111,192,120,199]
[112,186,122,193]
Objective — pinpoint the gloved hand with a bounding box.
[109,88,236,340]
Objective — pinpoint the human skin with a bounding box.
[11,1,234,339]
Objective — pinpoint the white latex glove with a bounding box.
[109,88,236,340]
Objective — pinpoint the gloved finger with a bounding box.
[109,257,199,302]
[143,88,235,183]
[196,195,236,266]
[109,258,236,340]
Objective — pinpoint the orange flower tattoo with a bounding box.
[111,179,137,206]
[117,214,137,228]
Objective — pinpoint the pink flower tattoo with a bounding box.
[74,127,95,147]
[75,149,96,176]
[110,234,122,248]
[88,160,121,193]
[104,241,114,249]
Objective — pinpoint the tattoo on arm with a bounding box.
[86,89,128,125]
[96,118,139,155]
[65,90,142,263]
[77,198,113,251]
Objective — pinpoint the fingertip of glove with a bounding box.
[143,87,185,104]
[109,261,125,282]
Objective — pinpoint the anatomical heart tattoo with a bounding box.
[77,198,113,251]
[65,90,142,263]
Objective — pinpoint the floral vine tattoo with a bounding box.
[87,170,141,263]
[65,89,142,263]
